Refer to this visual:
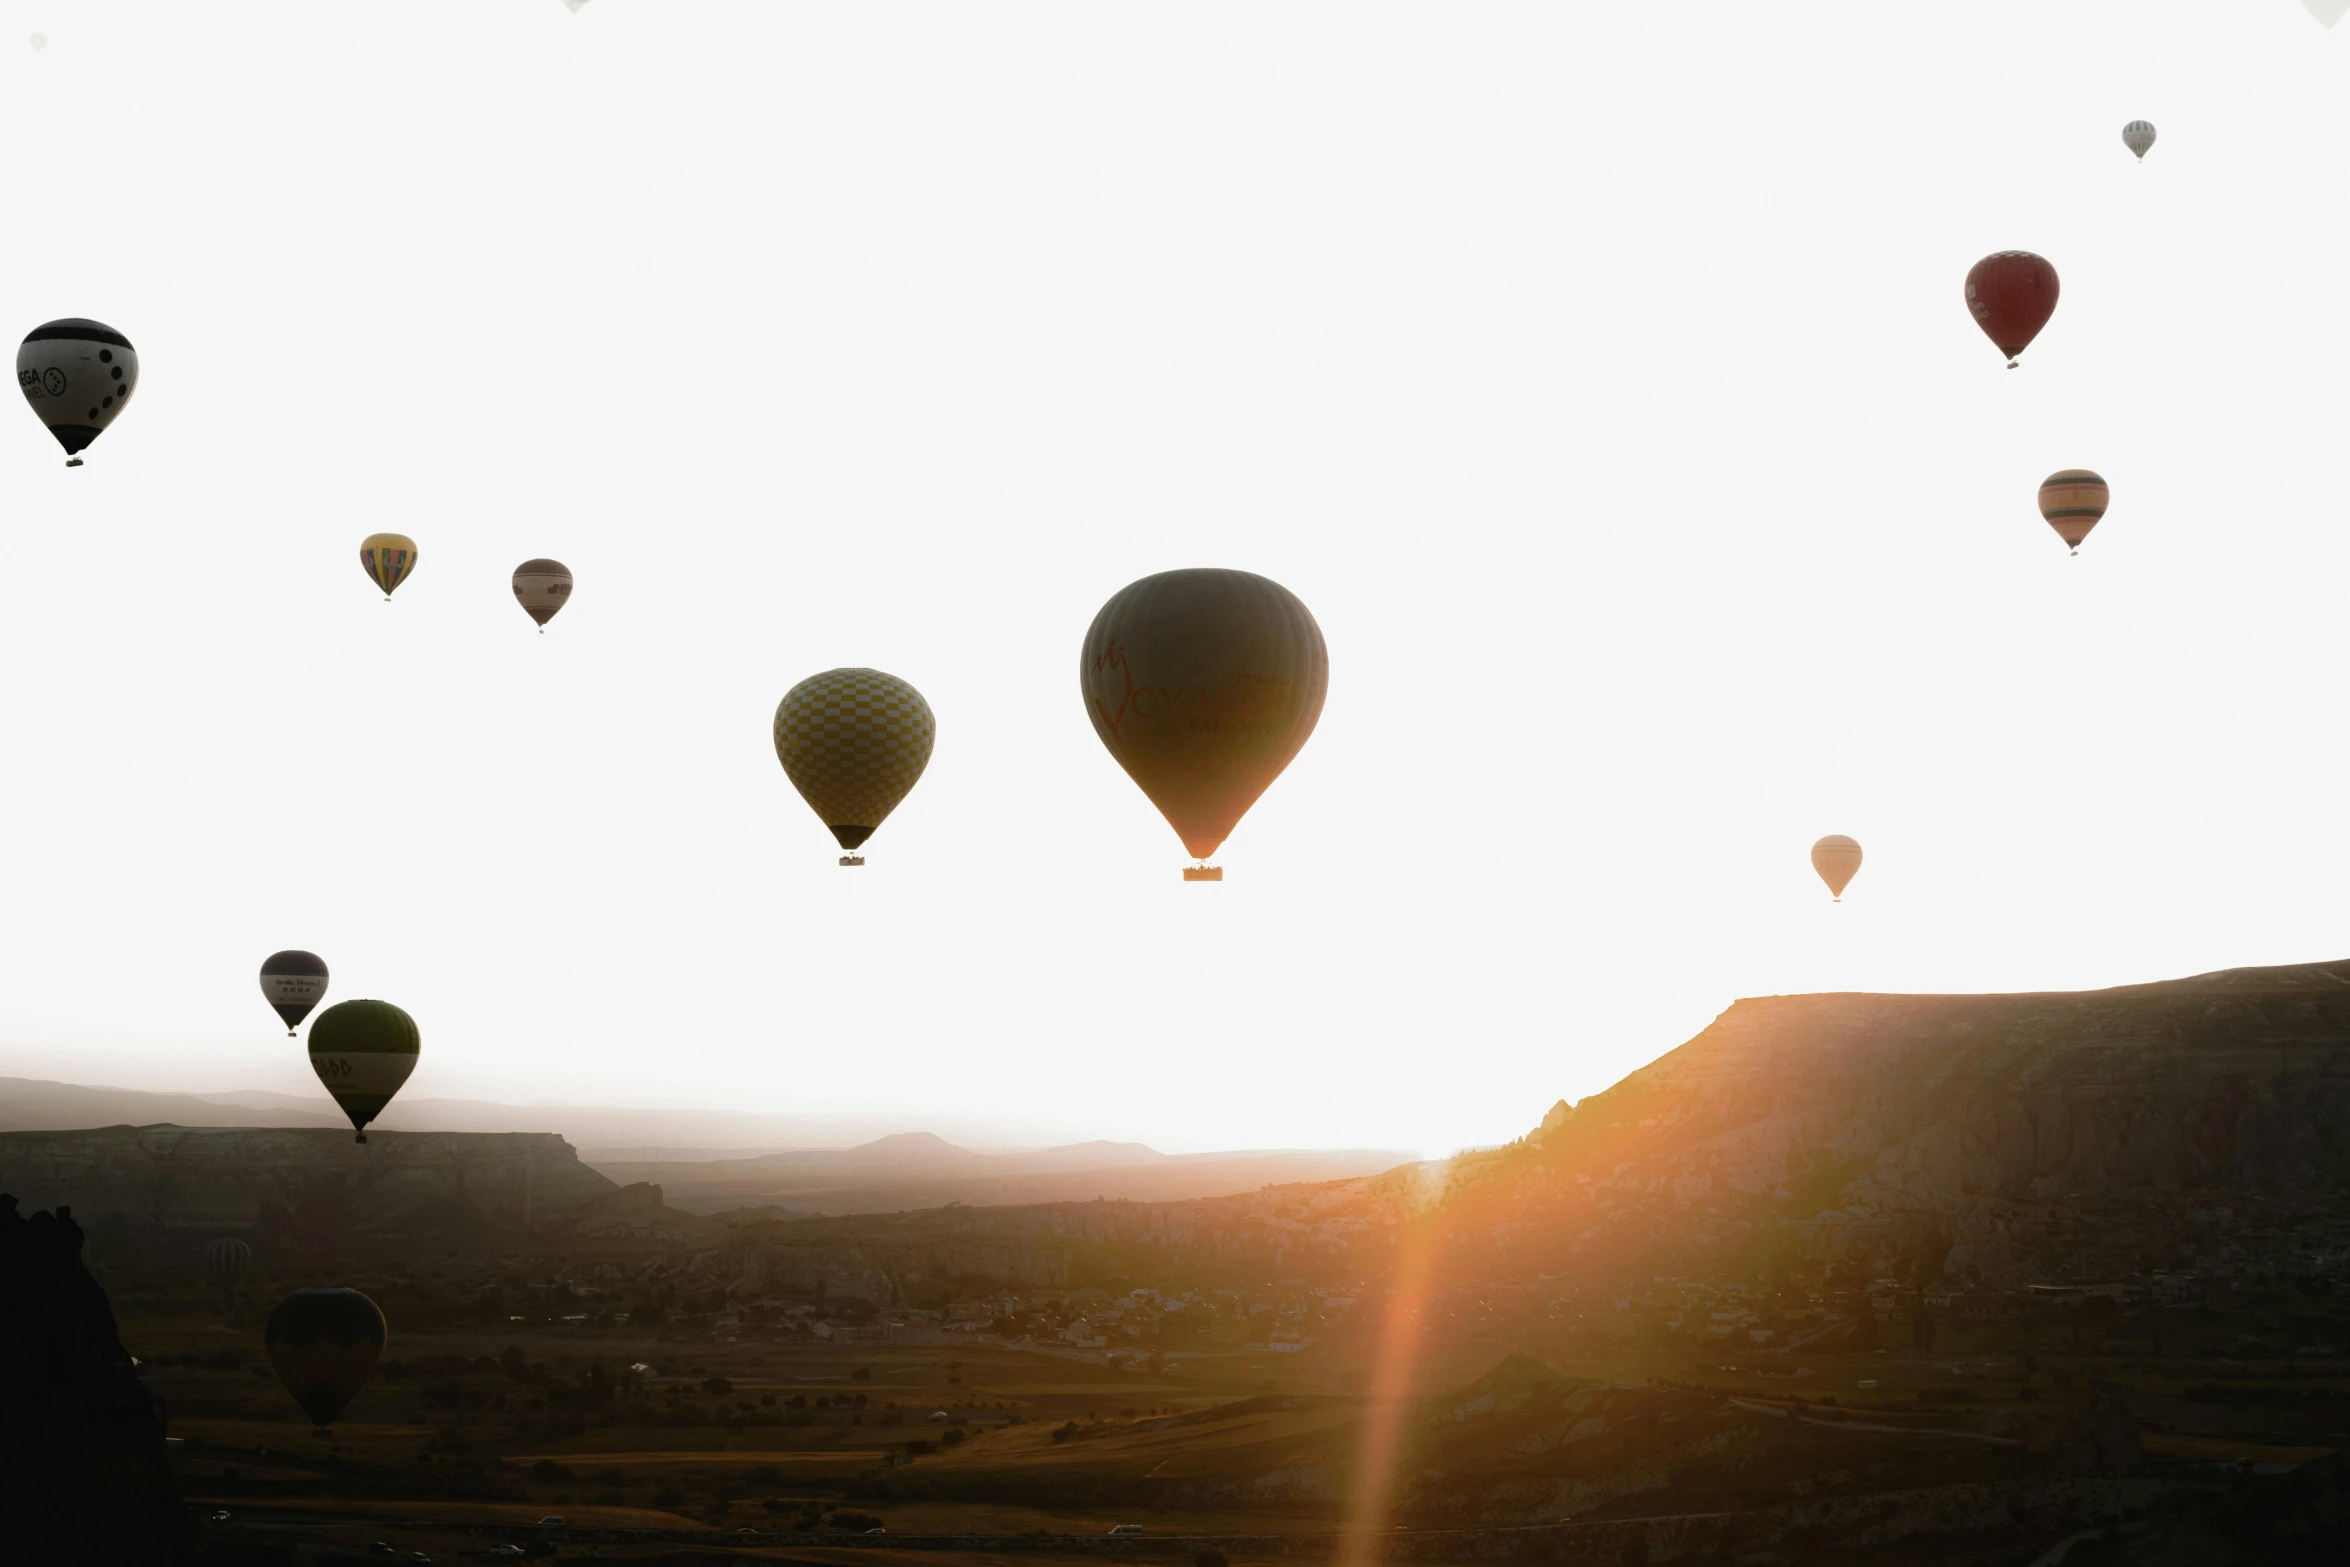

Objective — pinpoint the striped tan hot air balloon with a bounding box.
[511,558,573,631]
[2122,121,2156,160]
[1811,835,1862,901]
[2037,470,2109,555]
[359,534,418,600]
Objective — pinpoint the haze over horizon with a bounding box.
[2,2,2348,1157]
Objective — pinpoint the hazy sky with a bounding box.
[1,2,2345,1156]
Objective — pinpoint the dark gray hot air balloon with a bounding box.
[265,1287,386,1433]
[306,1000,419,1143]
[1079,569,1328,880]
[259,950,329,1036]
[204,1237,251,1310]
[17,319,136,465]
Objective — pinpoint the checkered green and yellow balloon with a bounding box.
[772,668,936,854]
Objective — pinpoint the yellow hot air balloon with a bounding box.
[359,534,417,600]
[1080,569,1328,879]
[1811,835,1862,901]
[772,668,935,865]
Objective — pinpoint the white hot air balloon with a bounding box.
[27,32,44,50]
[2310,0,2350,29]
[563,0,589,11]
[2122,121,2156,160]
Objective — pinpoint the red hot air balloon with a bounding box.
[1964,252,2059,368]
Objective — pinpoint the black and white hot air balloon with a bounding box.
[17,319,136,466]
[259,950,330,1036]
[2122,121,2156,160]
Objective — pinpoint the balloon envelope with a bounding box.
[2037,470,2109,552]
[204,1237,250,1295]
[2122,121,2156,159]
[2310,0,2350,29]
[264,1287,385,1430]
[259,950,329,1036]
[512,559,573,628]
[359,534,417,599]
[1080,568,1328,866]
[1811,835,1863,899]
[1963,253,2059,366]
[17,319,136,460]
[306,1000,418,1142]
[772,669,936,853]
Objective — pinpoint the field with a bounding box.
[121,1273,2350,1563]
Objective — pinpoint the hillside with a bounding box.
[1437,958,2350,1292]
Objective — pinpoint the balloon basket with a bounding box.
[1183,866,1223,882]
[838,855,866,867]
[65,457,82,467]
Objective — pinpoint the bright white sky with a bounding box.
[0,1,2345,1157]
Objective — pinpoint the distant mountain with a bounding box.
[585,1141,1415,1216]
[0,1078,343,1133]
[0,1081,1099,1154]
[0,1075,1412,1220]
[1031,1140,1165,1165]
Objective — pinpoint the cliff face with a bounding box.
[0,1127,624,1261]
[1473,960,2350,1286]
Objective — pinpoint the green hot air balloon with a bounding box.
[265,1287,386,1433]
[305,999,418,1143]
[1080,568,1329,879]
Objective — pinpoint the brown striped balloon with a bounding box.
[2037,470,2108,554]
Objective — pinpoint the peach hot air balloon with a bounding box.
[1080,568,1327,880]
[2037,470,2108,555]
[1811,835,1862,901]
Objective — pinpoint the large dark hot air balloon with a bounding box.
[259,950,329,1036]
[306,1000,418,1143]
[17,319,137,465]
[264,1287,385,1433]
[2037,470,2109,555]
[204,1236,251,1310]
[512,559,573,631]
[1811,835,1863,901]
[1080,569,1328,879]
[772,669,936,866]
[1964,253,2059,368]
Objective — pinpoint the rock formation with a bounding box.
[0,1195,193,1565]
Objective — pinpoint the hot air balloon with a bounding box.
[1964,253,2059,368]
[259,950,329,1036]
[2310,0,2350,30]
[1080,569,1328,879]
[772,669,935,866]
[512,559,572,631]
[28,32,44,50]
[1811,835,1863,901]
[264,1287,385,1433]
[17,320,136,465]
[359,534,417,600]
[306,999,418,1143]
[2122,121,2156,160]
[204,1237,251,1310]
[2037,470,2109,555]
